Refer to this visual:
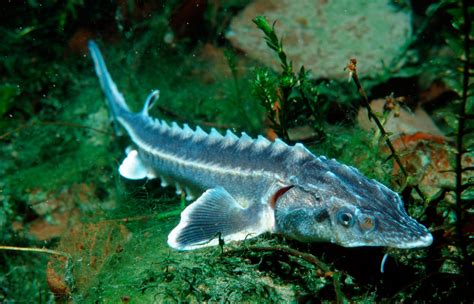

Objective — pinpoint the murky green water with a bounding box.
[1,1,472,302]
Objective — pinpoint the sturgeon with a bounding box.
[88,41,433,250]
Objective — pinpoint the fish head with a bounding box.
[274,158,433,248]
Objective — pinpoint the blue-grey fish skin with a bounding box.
[119,112,295,198]
[88,41,433,250]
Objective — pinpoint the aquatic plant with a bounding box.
[347,1,473,301]
[432,0,473,281]
[345,58,426,201]
[252,16,328,142]
[444,0,473,279]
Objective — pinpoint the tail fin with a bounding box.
[88,40,130,119]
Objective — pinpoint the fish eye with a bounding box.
[337,209,354,227]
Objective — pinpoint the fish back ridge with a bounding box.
[121,114,314,178]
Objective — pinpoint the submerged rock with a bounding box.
[357,98,474,198]
[357,99,444,137]
[228,0,412,80]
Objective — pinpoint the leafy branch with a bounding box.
[424,0,474,279]
[252,16,292,75]
[452,0,473,277]
[252,16,327,142]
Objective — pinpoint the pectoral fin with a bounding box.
[168,187,274,250]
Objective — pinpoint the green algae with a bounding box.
[69,221,289,302]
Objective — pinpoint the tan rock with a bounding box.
[228,0,412,79]
[357,98,444,137]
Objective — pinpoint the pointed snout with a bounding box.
[384,216,433,249]
[391,231,433,249]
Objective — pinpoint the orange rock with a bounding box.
[389,133,473,197]
[46,260,70,297]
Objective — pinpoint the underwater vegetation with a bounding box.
[0,0,473,302]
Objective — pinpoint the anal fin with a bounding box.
[168,187,274,250]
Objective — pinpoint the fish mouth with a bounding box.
[374,212,434,249]
[378,219,434,249]
[338,231,433,248]
[336,221,434,249]
[388,232,433,249]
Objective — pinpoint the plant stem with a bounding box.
[454,0,471,277]
[253,16,293,141]
[279,88,291,141]
[346,59,426,202]
[0,245,71,258]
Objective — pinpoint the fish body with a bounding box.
[88,41,433,250]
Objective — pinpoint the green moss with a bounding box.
[55,219,288,302]
[0,251,54,303]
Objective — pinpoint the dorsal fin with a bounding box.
[142,90,160,116]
